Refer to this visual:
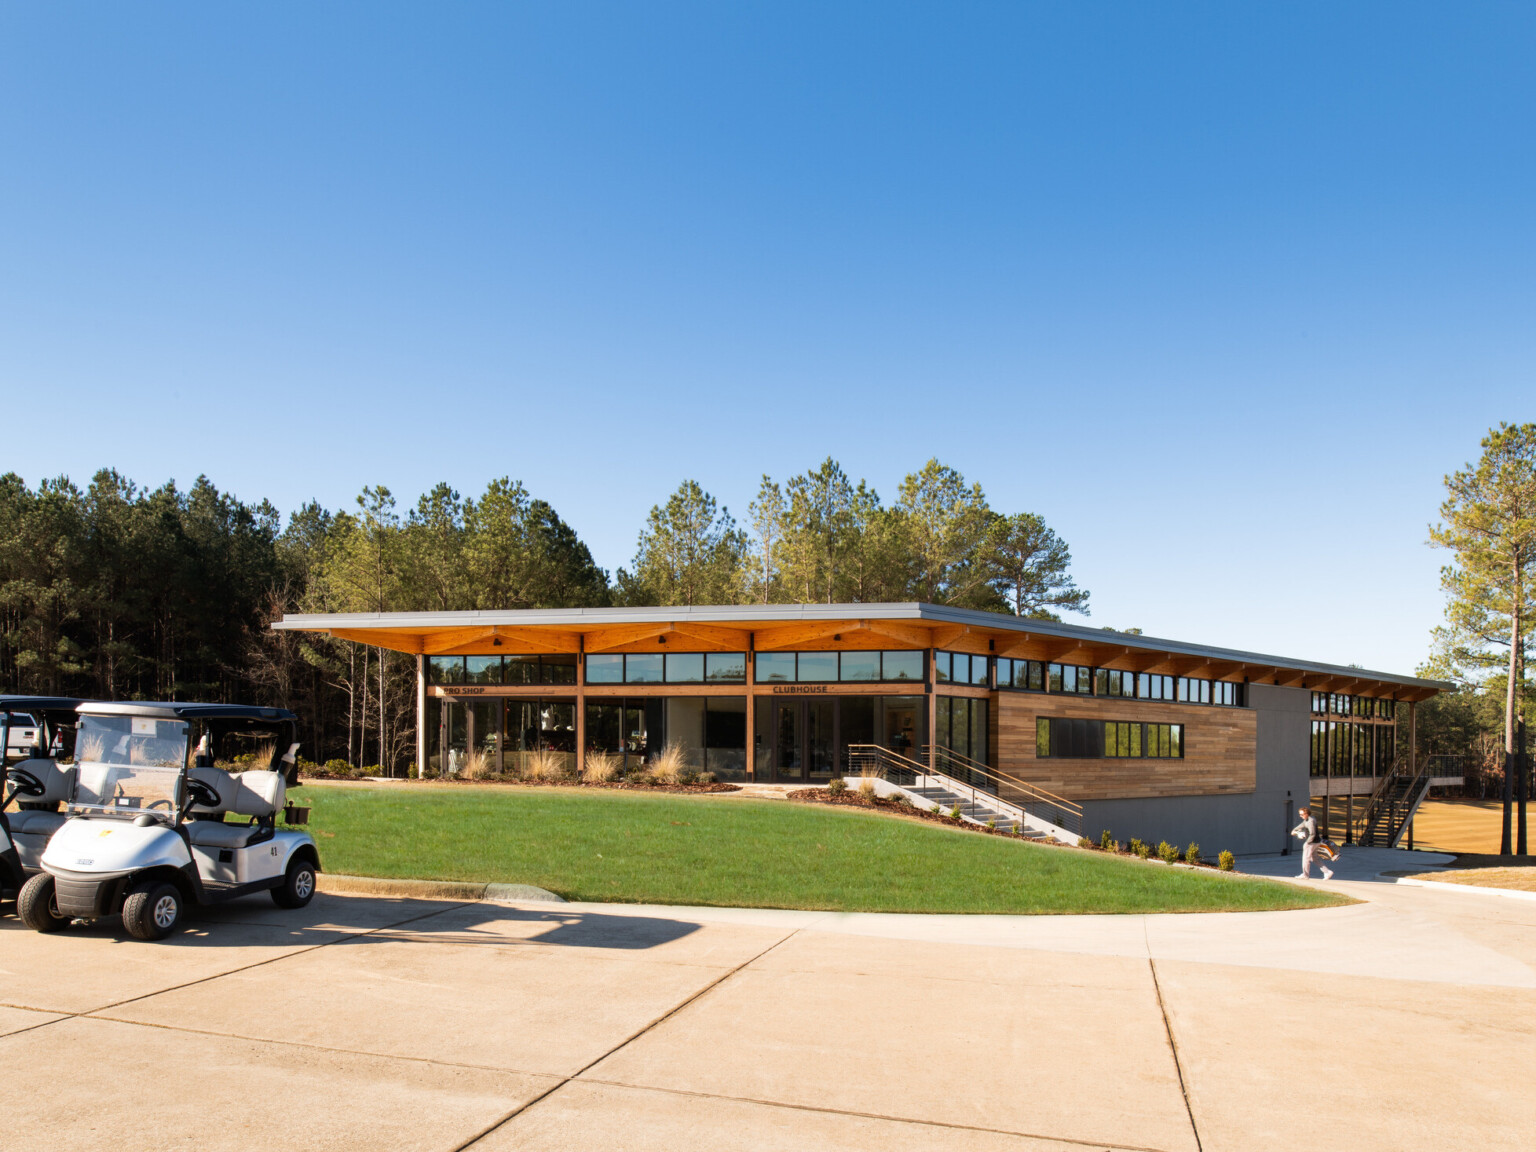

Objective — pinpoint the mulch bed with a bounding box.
[301,774,740,794]
[786,787,1058,841]
[788,787,1230,870]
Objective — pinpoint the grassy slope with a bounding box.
[300,783,1349,915]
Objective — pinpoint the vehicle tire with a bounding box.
[271,856,317,909]
[122,881,183,941]
[18,873,70,932]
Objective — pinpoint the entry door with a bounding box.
[774,701,803,780]
[884,704,918,761]
[772,700,837,781]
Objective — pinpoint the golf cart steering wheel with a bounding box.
[185,778,221,809]
[6,768,45,797]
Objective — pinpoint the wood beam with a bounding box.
[751,621,861,650]
[856,619,942,649]
[326,628,426,655]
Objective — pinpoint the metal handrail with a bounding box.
[1355,757,1431,846]
[845,744,1031,828]
[844,744,1083,839]
[922,745,1084,816]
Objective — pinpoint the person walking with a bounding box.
[1291,806,1334,879]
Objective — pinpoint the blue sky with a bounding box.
[2,3,1531,675]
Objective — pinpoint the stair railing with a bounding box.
[923,745,1085,839]
[845,744,1034,832]
[1355,757,1432,848]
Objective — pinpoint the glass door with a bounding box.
[774,701,803,779]
[807,699,836,779]
[884,703,918,761]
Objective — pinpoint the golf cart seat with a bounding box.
[6,758,76,835]
[186,767,286,849]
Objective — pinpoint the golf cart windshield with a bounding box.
[72,714,189,814]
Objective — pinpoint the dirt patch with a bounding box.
[1446,853,1536,870]
[1400,867,1536,892]
[302,775,741,795]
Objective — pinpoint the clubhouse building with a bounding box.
[272,604,1450,855]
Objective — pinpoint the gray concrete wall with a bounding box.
[1079,683,1312,857]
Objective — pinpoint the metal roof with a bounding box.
[274,602,1449,695]
[0,696,92,718]
[76,701,296,722]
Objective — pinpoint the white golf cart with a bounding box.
[18,701,321,941]
[1,696,88,899]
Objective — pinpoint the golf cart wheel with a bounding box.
[17,873,69,933]
[271,856,317,909]
[122,881,183,941]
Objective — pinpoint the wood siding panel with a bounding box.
[996,693,1256,802]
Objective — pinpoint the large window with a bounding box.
[428,655,576,686]
[933,651,989,686]
[1036,717,1184,759]
[586,652,748,685]
[936,697,989,764]
[996,658,1045,691]
[753,650,924,684]
[1048,663,1093,694]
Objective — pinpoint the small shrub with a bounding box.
[1130,838,1149,859]
[582,751,622,784]
[677,766,700,786]
[1077,836,1094,849]
[932,803,944,814]
[949,804,963,821]
[1218,850,1236,872]
[1158,840,1179,864]
[627,766,655,787]
[987,819,997,831]
[323,759,354,778]
[524,749,573,783]
[827,777,848,795]
[697,770,717,785]
[886,791,910,807]
[857,778,877,800]
[649,742,693,785]
[1100,829,1114,851]
[1185,842,1201,865]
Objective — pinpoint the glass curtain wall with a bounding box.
[584,697,747,779]
[752,695,924,782]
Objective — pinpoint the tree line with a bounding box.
[0,457,1086,771]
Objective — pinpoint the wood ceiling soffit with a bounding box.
[582,623,679,652]
[856,620,936,648]
[923,624,968,648]
[994,635,1042,659]
[326,628,425,654]
[751,621,862,650]
[665,622,754,650]
[1274,670,1309,688]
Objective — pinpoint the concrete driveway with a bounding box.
[2,867,1534,1152]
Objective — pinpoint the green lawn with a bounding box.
[299,783,1349,915]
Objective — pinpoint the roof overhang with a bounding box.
[273,603,1450,702]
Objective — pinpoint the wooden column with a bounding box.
[415,654,427,778]
[927,650,938,777]
[574,640,586,779]
[743,637,756,780]
[1409,700,1418,849]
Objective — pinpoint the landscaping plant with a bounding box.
[1185,842,1201,865]
[581,751,622,784]
[1158,841,1179,864]
[827,777,848,795]
[1131,839,1150,859]
[1099,829,1114,851]
[1218,850,1236,871]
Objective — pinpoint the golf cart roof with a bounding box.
[0,696,92,722]
[77,701,297,723]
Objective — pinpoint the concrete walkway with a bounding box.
[2,869,1534,1151]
